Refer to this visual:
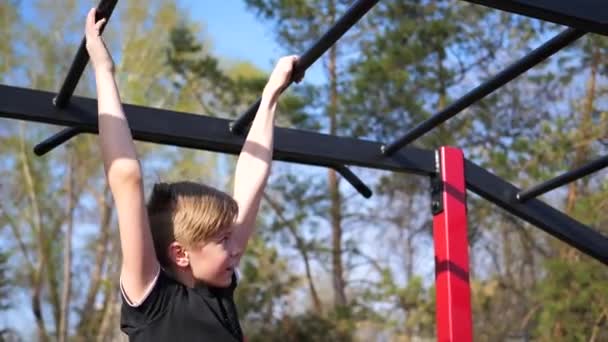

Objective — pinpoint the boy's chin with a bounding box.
[218,272,233,286]
[202,273,232,288]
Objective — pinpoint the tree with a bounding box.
[244,0,359,317]
[526,34,608,342]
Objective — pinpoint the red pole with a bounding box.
[432,146,473,342]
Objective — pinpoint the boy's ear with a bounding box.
[168,242,189,267]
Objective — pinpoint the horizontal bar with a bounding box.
[34,127,82,156]
[517,155,608,202]
[36,131,375,199]
[53,0,118,108]
[334,165,372,198]
[462,0,608,36]
[0,84,435,175]
[465,159,608,266]
[230,0,379,135]
[382,28,585,156]
[2,84,606,265]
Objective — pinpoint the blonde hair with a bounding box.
[146,181,238,267]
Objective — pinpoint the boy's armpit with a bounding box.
[120,268,177,333]
[120,268,161,307]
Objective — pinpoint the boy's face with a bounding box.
[187,227,238,287]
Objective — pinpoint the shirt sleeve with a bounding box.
[120,269,178,333]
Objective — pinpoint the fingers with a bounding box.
[277,55,303,82]
[277,55,298,68]
[286,55,305,83]
[95,18,107,31]
[86,8,107,35]
[266,55,305,94]
[294,70,305,83]
[86,8,96,27]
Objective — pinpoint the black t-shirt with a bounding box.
[120,270,244,342]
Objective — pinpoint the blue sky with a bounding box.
[14,0,322,81]
[182,0,325,83]
[182,0,283,69]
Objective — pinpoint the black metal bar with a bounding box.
[1,84,607,265]
[34,127,82,156]
[230,0,380,135]
[53,0,118,108]
[0,84,436,175]
[517,155,608,202]
[462,0,608,36]
[382,28,586,156]
[465,159,608,266]
[334,165,373,198]
[37,0,119,155]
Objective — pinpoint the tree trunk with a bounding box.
[59,149,76,342]
[327,1,347,308]
[76,185,113,337]
[263,193,322,313]
[562,46,598,261]
[550,44,599,337]
[19,124,49,342]
[96,252,121,342]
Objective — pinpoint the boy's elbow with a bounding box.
[107,159,143,188]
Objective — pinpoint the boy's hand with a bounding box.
[263,55,304,98]
[85,8,114,73]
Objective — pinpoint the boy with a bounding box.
[85,8,302,341]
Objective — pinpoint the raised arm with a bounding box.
[86,8,159,303]
[231,56,302,258]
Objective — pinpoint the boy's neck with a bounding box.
[171,267,196,288]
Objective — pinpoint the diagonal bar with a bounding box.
[230,0,380,135]
[382,28,586,156]
[34,127,83,156]
[517,155,608,202]
[334,165,373,198]
[54,0,118,108]
[34,0,119,155]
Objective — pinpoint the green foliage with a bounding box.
[362,269,436,338]
[0,0,19,77]
[247,312,352,342]
[166,22,311,126]
[533,259,608,341]
[244,0,354,52]
[236,237,298,320]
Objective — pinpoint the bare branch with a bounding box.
[263,191,323,313]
